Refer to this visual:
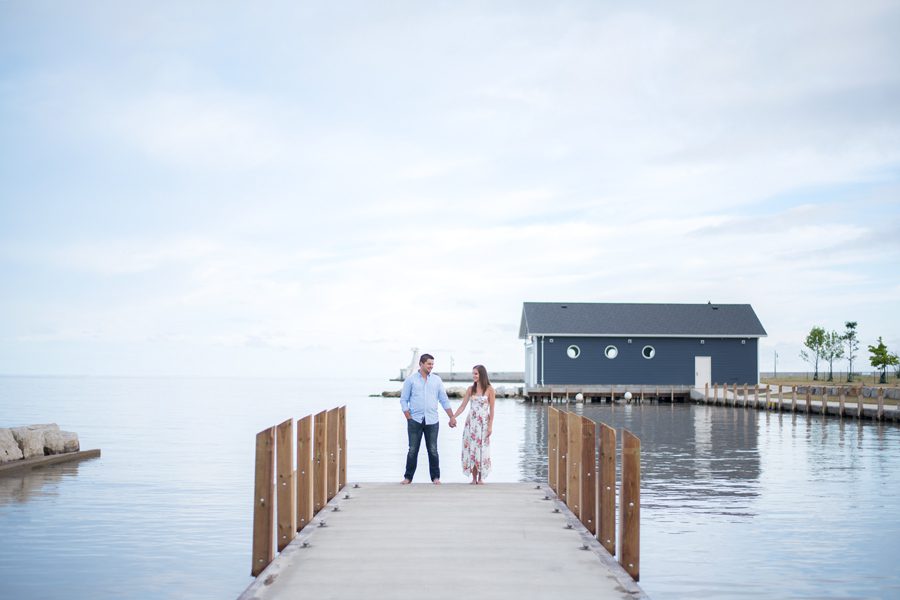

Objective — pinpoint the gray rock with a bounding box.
[61,431,80,453]
[0,428,24,463]
[11,424,60,459]
[42,429,79,455]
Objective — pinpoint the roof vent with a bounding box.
[560,305,568,309]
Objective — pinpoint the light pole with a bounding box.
[774,350,778,379]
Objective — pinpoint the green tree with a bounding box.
[821,330,845,382]
[868,337,899,384]
[844,321,859,382]
[800,326,826,380]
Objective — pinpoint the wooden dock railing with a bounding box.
[547,406,641,581]
[699,383,898,422]
[252,406,347,576]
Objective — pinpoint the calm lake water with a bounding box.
[1,376,899,599]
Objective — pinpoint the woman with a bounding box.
[453,364,495,484]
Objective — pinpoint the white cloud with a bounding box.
[1,1,899,377]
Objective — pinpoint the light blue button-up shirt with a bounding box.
[400,371,451,425]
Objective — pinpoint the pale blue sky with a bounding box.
[1,1,899,378]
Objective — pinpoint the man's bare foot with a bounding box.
[432,479,441,485]
[476,480,485,485]
[401,479,411,485]
[469,480,477,485]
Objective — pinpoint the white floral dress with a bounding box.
[461,394,492,478]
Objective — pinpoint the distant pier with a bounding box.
[390,370,524,382]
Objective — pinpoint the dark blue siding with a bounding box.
[538,336,758,385]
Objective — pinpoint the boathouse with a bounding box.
[520,302,767,390]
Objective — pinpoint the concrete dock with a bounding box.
[239,483,647,600]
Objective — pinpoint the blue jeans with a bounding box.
[404,418,440,481]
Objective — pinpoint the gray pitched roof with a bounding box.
[519,302,767,338]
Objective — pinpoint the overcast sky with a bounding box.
[1,1,898,379]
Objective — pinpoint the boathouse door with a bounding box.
[695,356,711,389]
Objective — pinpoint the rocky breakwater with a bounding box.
[795,385,900,401]
[0,423,80,465]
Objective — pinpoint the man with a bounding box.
[400,353,456,484]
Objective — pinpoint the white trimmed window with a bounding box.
[567,345,580,359]
[604,345,618,359]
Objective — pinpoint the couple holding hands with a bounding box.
[400,353,495,485]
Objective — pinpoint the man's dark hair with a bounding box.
[419,353,435,364]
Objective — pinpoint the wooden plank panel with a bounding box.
[548,407,558,493]
[339,405,347,489]
[567,412,582,519]
[558,410,568,505]
[619,429,640,582]
[599,423,616,555]
[580,416,597,535]
[275,418,296,552]
[296,415,313,531]
[313,410,327,513]
[327,407,339,500]
[251,426,275,576]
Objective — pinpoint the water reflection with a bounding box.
[0,462,85,505]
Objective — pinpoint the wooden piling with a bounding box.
[765,386,770,410]
[704,383,709,402]
[805,388,811,414]
[580,416,597,535]
[791,387,797,412]
[313,410,327,513]
[339,406,347,490]
[743,383,748,408]
[548,407,559,493]
[599,423,616,556]
[858,389,864,419]
[275,418,296,552]
[251,426,276,577]
[839,388,846,418]
[777,385,783,412]
[327,407,339,501]
[567,411,582,519]
[619,430,640,582]
[877,388,885,421]
[296,415,313,531]
[714,383,719,406]
[821,388,828,416]
[558,410,568,505]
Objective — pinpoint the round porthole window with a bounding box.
[567,345,580,359]
[642,345,656,359]
[604,345,618,359]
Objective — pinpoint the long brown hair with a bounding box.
[473,364,491,395]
